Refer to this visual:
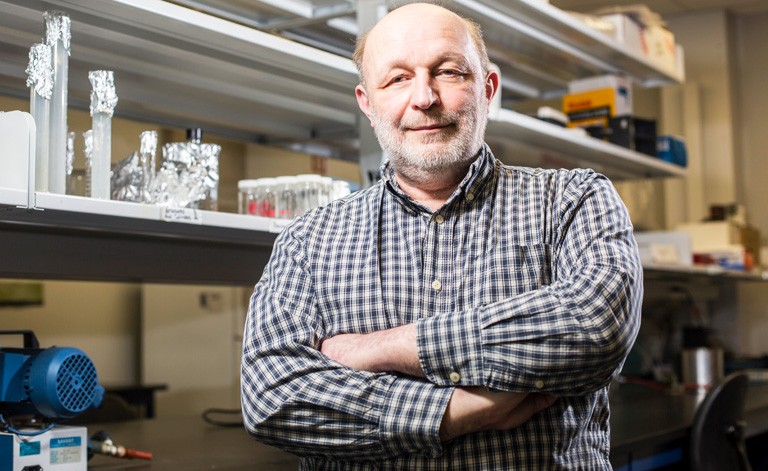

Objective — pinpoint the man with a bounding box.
[241,2,642,469]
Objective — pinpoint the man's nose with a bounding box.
[411,74,440,110]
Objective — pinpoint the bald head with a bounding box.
[353,3,489,87]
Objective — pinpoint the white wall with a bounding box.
[665,10,738,222]
[141,284,249,417]
[0,280,141,385]
[656,10,768,357]
[732,12,768,246]
[731,11,768,356]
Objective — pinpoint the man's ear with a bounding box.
[485,68,500,105]
[355,85,375,127]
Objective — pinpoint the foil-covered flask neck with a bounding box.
[26,43,53,99]
[88,70,118,117]
[43,10,71,54]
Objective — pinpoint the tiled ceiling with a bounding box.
[550,0,768,17]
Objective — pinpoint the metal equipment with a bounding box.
[1,330,104,471]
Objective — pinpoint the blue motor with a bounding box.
[0,330,104,422]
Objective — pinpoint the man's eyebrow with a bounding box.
[435,54,473,68]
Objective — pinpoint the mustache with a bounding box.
[399,111,460,130]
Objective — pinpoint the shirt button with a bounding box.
[449,372,461,384]
[434,214,445,224]
[431,280,442,292]
[466,192,475,202]
[534,380,545,389]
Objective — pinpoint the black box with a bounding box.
[607,116,657,156]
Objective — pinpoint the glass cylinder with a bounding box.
[45,11,70,195]
[274,176,298,220]
[296,174,324,215]
[257,178,277,217]
[25,42,53,192]
[332,180,352,200]
[319,176,334,206]
[88,70,118,200]
[238,179,260,215]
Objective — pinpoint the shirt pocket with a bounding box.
[476,243,552,304]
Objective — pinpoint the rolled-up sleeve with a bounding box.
[417,171,642,395]
[241,220,453,460]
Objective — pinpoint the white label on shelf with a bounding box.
[161,207,203,225]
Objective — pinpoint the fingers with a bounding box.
[500,393,558,430]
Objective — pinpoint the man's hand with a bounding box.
[321,326,558,442]
[439,387,558,442]
[320,324,424,378]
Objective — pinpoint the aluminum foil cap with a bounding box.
[88,70,118,117]
[25,43,53,99]
[140,130,158,156]
[44,11,71,54]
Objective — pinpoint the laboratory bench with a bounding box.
[83,382,768,470]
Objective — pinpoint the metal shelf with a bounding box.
[0,0,361,157]
[0,0,686,181]
[487,109,686,181]
[643,264,768,283]
[0,193,279,285]
[0,0,690,286]
[452,0,683,99]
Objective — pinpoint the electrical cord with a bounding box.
[0,413,55,436]
[201,407,244,427]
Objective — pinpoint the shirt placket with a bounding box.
[420,208,453,320]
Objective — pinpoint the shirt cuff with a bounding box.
[417,309,485,387]
[378,378,452,458]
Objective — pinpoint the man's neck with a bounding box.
[394,170,464,212]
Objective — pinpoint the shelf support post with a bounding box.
[356,0,386,188]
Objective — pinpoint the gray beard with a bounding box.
[372,106,487,184]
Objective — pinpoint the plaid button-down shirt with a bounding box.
[242,145,642,469]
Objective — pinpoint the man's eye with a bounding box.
[387,75,408,85]
[437,69,465,79]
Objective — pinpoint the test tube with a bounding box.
[44,11,70,195]
[88,70,118,199]
[140,130,157,203]
[83,130,93,197]
[25,43,53,192]
[65,131,75,194]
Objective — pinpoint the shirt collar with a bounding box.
[381,144,496,214]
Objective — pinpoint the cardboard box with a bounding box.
[599,14,647,58]
[644,25,677,74]
[563,87,632,128]
[564,75,633,129]
[676,221,761,268]
[568,74,633,96]
[677,221,740,252]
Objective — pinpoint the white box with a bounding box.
[568,73,632,95]
[676,221,740,252]
[599,14,646,58]
[0,110,35,192]
[1,426,88,471]
[634,231,692,266]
